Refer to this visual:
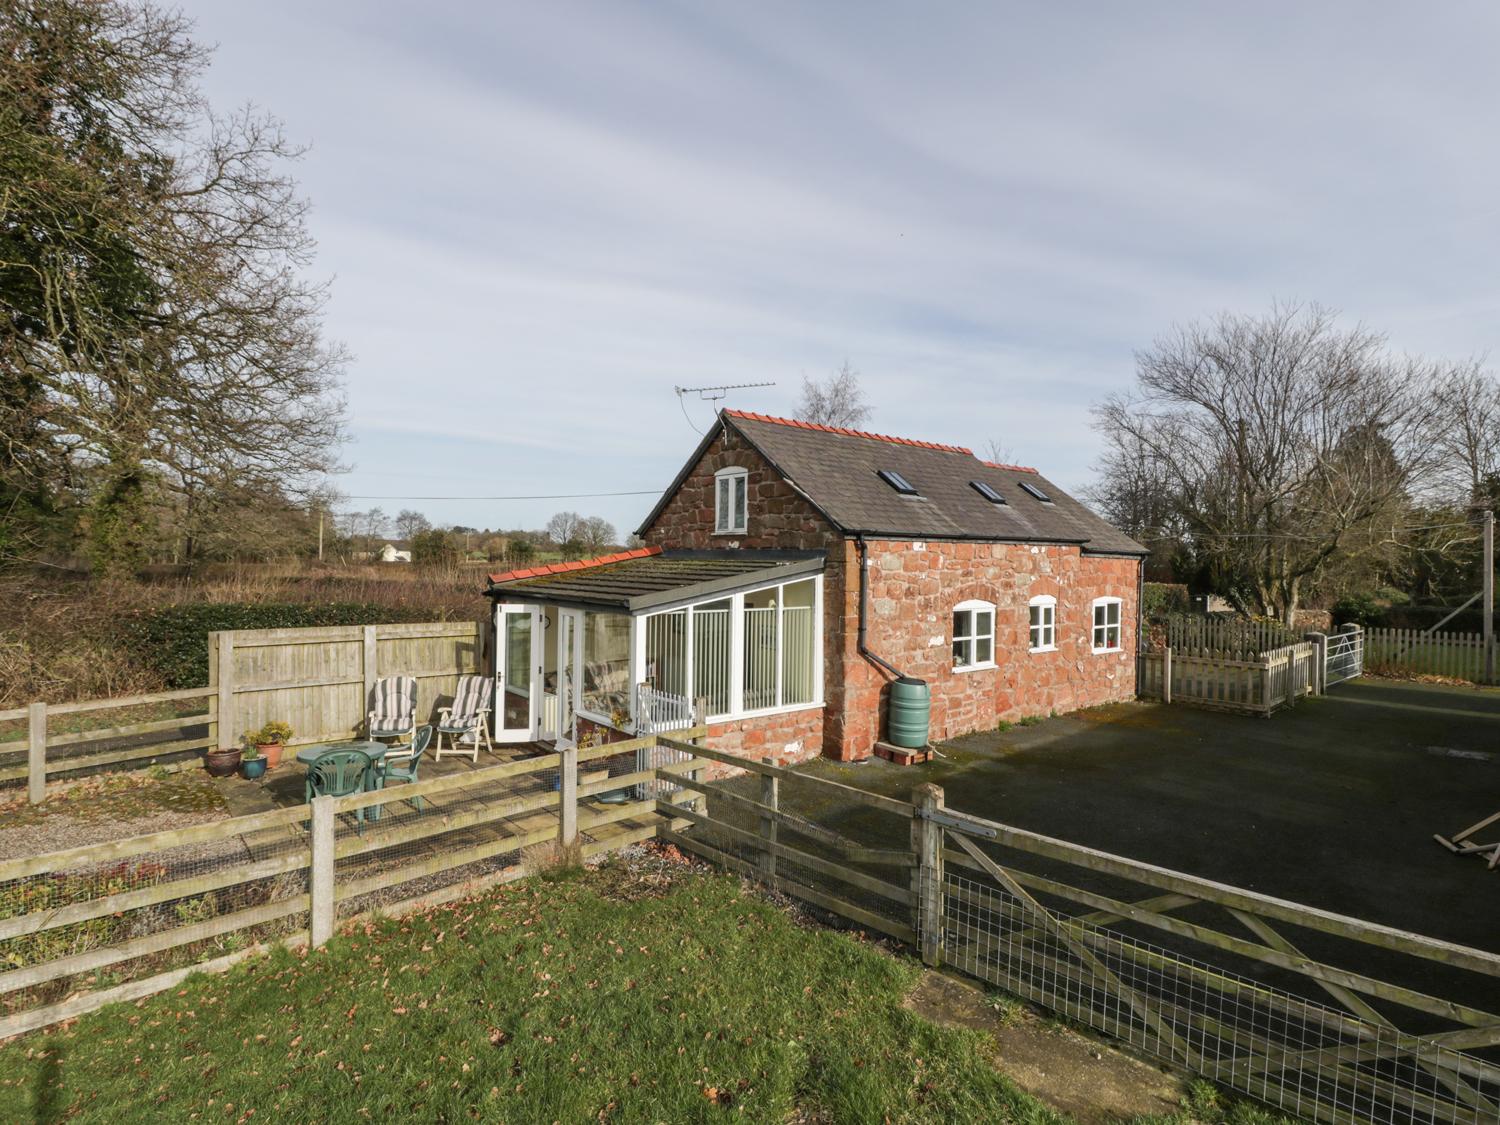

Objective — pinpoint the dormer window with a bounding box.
[715,467,748,534]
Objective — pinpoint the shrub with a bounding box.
[1142,582,1191,619]
[1330,592,1383,628]
[123,602,438,688]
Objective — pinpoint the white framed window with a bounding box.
[952,600,995,670]
[640,573,823,723]
[1028,595,1057,652]
[1092,597,1122,653]
[714,467,748,534]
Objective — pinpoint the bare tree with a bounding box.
[544,511,582,547]
[578,516,617,554]
[983,439,1016,466]
[796,361,870,429]
[1093,303,1442,625]
[394,509,431,541]
[1430,362,1500,504]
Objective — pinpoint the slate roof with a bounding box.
[638,410,1146,557]
[485,549,825,612]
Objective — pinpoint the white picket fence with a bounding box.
[1138,641,1318,716]
[1364,626,1493,683]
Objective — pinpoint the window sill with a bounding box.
[1029,645,1057,654]
[702,699,824,724]
[1092,646,1122,655]
[712,530,746,538]
[953,661,997,674]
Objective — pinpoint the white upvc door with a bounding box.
[495,604,539,742]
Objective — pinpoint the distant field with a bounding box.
[0,566,484,708]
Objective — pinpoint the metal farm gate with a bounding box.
[1325,626,1365,688]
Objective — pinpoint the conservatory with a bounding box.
[483,548,825,743]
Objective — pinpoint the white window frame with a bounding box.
[952,599,996,672]
[714,467,748,535]
[1028,595,1057,653]
[635,573,824,723]
[1091,597,1123,653]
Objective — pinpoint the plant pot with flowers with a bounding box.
[252,721,293,770]
[240,743,267,780]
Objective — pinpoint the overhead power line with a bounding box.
[341,489,660,502]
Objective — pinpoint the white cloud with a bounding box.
[184,0,1500,532]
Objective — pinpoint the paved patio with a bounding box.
[801,677,1500,954]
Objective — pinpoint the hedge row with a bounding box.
[1332,602,1496,634]
[122,603,442,689]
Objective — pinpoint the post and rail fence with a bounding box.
[655,764,1500,1125]
[0,619,488,804]
[0,723,707,1041]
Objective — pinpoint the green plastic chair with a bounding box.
[377,725,434,811]
[305,748,375,833]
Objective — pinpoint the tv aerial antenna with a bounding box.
[673,381,776,432]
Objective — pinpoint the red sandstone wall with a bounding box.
[836,539,1139,758]
[638,425,838,551]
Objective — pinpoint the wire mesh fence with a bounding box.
[0,811,311,1023]
[942,867,1499,1124]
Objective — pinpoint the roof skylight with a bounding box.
[970,480,1007,504]
[1018,481,1053,503]
[877,469,919,495]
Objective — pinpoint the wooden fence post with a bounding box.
[27,702,46,805]
[690,697,708,815]
[216,633,235,751]
[362,625,378,725]
[759,761,778,882]
[1304,633,1327,694]
[558,744,578,849]
[309,795,335,948]
[912,783,945,967]
[1162,646,1173,704]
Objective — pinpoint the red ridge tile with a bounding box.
[723,409,974,455]
[488,545,662,585]
[982,459,1040,475]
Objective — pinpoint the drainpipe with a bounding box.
[855,534,904,679]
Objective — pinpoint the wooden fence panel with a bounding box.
[211,619,488,749]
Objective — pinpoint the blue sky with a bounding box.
[185,1,1500,538]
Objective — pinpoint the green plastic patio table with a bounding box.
[296,740,392,815]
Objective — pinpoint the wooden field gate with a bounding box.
[652,746,1500,1125]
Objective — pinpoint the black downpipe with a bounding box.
[855,534,904,680]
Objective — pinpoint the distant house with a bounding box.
[380,543,412,564]
[485,410,1145,765]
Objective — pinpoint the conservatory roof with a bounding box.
[484,548,824,613]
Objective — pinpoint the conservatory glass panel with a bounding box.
[581,611,631,718]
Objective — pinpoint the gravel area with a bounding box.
[0,806,231,862]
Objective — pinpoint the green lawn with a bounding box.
[0,858,1066,1124]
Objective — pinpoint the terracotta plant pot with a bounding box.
[203,747,242,778]
[256,741,284,770]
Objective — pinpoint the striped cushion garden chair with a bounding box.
[367,675,418,742]
[434,675,494,761]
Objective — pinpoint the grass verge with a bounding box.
[0,857,1066,1123]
